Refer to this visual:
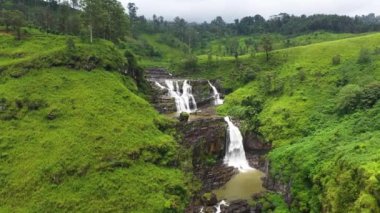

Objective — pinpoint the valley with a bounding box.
[0,1,379,212]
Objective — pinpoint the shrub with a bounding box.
[260,72,284,96]
[66,38,76,52]
[154,116,176,133]
[298,69,306,82]
[181,55,198,72]
[336,84,362,114]
[332,54,341,65]
[357,48,371,64]
[359,82,380,109]
[179,112,189,123]
[373,47,380,55]
[25,99,47,111]
[336,82,380,114]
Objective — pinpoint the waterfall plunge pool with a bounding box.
[214,170,266,202]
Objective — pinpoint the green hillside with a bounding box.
[0,30,191,212]
[196,31,360,55]
[217,33,380,212]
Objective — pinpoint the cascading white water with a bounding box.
[224,117,252,172]
[154,81,166,90]
[215,200,229,213]
[208,81,224,105]
[165,79,197,114]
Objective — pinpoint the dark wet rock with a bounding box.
[190,80,216,108]
[177,116,237,191]
[145,68,173,80]
[179,117,227,159]
[243,132,271,155]
[246,155,267,172]
[200,164,237,192]
[221,200,250,213]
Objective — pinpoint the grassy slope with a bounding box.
[177,32,372,92]
[196,31,362,56]
[120,33,188,69]
[217,34,380,212]
[0,30,190,212]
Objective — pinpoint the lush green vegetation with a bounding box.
[217,33,380,212]
[0,30,192,212]
[2,0,380,212]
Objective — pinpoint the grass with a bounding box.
[118,33,188,69]
[195,31,362,56]
[0,30,191,212]
[215,33,380,212]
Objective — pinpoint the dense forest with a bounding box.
[2,0,380,41]
[1,0,379,212]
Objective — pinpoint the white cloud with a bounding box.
[120,0,380,23]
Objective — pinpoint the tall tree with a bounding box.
[261,34,273,62]
[81,0,128,42]
[1,10,26,40]
[127,2,138,35]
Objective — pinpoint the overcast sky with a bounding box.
[120,0,380,23]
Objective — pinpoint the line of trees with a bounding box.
[120,9,380,56]
[2,1,380,48]
[0,0,129,42]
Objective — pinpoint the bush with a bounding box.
[373,47,380,55]
[359,82,380,109]
[178,112,189,122]
[66,38,76,52]
[336,82,380,114]
[260,72,284,96]
[332,54,341,65]
[298,69,306,82]
[181,55,198,72]
[336,84,363,114]
[357,48,371,64]
[154,116,176,134]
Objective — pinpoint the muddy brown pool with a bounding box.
[214,169,266,201]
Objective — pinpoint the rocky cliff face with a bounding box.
[177,117,237,192]
[243,132,271,154]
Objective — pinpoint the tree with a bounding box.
[81,0,128,42]
[357,48,371,64]
[261,35,273,61]
[127,2,138,35]
[210,16,226,37]
[1,10,25,40]
[226,38,239,57]
[173,17,187,42]
[10,10,25,40]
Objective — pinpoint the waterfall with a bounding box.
[154,82,166,90]
[224,117,252,172]
[165,80,198,114]
[208,81,224,105]
[215,200,229,213]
